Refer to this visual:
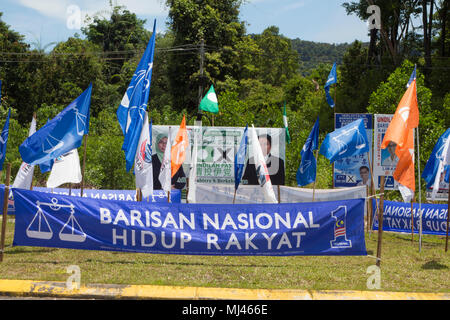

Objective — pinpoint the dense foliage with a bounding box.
[0,1,448,200]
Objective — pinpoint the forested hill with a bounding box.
[291,39,362,74]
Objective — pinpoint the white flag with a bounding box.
[159,127,172,194]
[134,112,153,198]
[46,148,82,188]
[12,116,37,189]
[250,125,277,203]
[187,121,201,203]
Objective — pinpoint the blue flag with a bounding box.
[319,118,369,163]
[38,119,54,173]
[422,128,450,188]
[19,84,92,165]
[324,62,337,108]
[297,117,319,187]
[0,108,11,170]
[234,125,249,190]
[117,20,156,172]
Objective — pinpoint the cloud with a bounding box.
[17,0,168,22]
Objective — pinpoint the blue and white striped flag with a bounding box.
[0,108,11,170]
[117,19,156,172]
[319,118,369,163]
[422,128,450,200]
[324,62,337,108]
[297,117,319,186]
[235,125,249,191]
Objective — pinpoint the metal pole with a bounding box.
[0,163,11,262]
[376,175,386,267]
[445,188,449,252]
[197,39,205,121]
[80,134,88,197]
[416,128,422,252]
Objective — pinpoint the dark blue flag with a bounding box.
[19,84,92,165]
[319,118,369,163]
[0,108,11,170]
[117,20,156,172]
[324,62,337,108]
[297,117,319,187]
[234,125,248,190]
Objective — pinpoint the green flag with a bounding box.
[199,85,219,114]
[283,102,291,144]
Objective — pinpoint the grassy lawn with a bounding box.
[0,218,448,293]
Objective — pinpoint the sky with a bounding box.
[0,0,371,50]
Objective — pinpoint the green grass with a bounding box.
[0,218,448,293]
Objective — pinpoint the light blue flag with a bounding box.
[422,128,450,188]
[0,108,11,170]
[297,117,319,187]
[234,125,249,190]
[19,84,92,165]
[319,118,369,163]
[324,62,337,108]
[117,20,156,172]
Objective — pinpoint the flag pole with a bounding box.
[0,163,11,262]
[29,112,37,191]
[411,198,414,242]
[312,150,319,202]
[445,188,449,252]
[80,134,88,197]
[416,127,423,252]
[376,175,386,267]
[367,151,379,238]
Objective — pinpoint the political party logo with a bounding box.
[330,206,352,248]
[136,138,152,171]
[26,198,86,243]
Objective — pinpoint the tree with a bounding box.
[164,0,246,112]
[82,5,151,79]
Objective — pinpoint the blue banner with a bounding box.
[12,189,367,256]
[372,199,448,236]
[2,186,181,214]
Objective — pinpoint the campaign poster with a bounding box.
[373,114,400,190]
[152,126,286,188]
[333,114,373,188]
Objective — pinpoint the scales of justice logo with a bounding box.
[330,206,352,249]
[26,197,86,243]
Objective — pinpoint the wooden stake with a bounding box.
[69,183,72,196]
[277,185,281,204]
[80,134,88,197]
[376,175,386,267]
[233,189,237,204]
[367,152,379,238]
[167,190,171,203]
[366,185,371,232]
[0,163,11,262]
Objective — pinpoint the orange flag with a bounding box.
[171,115,188,178]
[381,80,419,192]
